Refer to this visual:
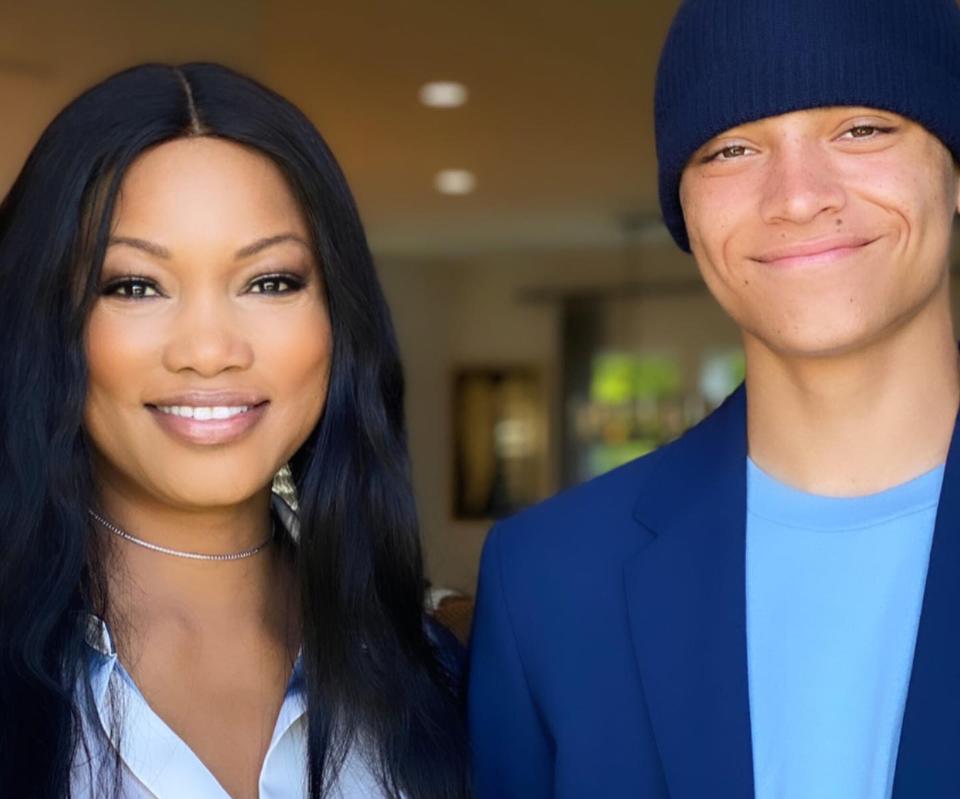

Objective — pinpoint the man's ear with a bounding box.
[955,160,960,216]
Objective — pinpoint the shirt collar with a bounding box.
[83,613,116,658]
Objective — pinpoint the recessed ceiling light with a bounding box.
[419,81,468,108]
[434,169,476,195]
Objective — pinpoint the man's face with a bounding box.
[679,107,960,358]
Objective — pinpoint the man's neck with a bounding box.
[745,299,959,496]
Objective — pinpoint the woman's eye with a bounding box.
[248,274,305,294]
[101,277,160,299]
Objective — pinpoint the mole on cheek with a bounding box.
[836,218,844,227]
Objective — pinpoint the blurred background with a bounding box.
[4,2,958,637]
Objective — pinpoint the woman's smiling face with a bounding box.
[84,137,332,510]
[679,107,960,358]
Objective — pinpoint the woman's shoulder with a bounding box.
[425,615,467,684]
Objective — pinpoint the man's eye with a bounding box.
[248,274,305,294]
[101,278,160,299]
[843,124,894,140]
[704,144,752,163]
[719,145,748,159]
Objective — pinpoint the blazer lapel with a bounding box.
[624,386,754,798]
[892,408,960,797]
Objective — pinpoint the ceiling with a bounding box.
[0,0,678,256]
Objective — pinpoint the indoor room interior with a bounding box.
[4,0,959,643]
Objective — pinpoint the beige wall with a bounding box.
[378,242,744,594]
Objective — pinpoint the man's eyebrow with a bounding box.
[234,233,309,259]
[108,236,171,258]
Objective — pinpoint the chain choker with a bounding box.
[88,509,274,561]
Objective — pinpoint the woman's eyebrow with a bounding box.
[108,236,171,258]
[105,233,309,260]
[234,233,309,259]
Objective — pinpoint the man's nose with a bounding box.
[758,140,847,227]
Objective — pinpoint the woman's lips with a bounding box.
[147,402,268,445]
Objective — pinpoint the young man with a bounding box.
[468,1,960,797]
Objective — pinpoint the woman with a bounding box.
[0,63,468,798]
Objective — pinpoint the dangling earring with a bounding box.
[271,462,298,511]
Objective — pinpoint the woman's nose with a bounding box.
[161,295,255,377]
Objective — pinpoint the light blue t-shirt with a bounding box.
[746,458,943,799]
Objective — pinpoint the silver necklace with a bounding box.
[88,509,274,561]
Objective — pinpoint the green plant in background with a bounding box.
[581,349,744,479]
[582,352,684,478]
[590,352,682,405]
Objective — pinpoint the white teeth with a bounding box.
[155,405,251,420]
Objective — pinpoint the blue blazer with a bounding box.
[468,385,960,798]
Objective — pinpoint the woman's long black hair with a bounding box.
[0,63,468,798]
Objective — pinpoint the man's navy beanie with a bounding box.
[655,0,960,252]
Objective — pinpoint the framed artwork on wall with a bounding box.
[452,366,547,520]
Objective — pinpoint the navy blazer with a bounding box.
[468,385,960,798]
